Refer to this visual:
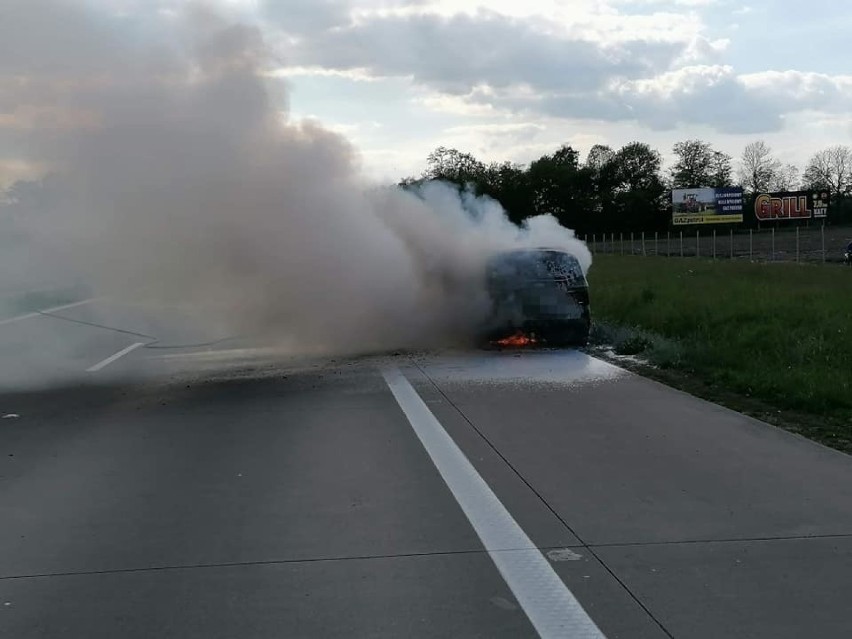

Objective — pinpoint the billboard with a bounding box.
[672,187,744,225]
[754,190,830,221]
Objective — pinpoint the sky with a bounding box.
[2,0,852,186]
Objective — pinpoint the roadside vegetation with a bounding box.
[399,140,852,234]
[587,255,852,452]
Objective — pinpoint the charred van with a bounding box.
[482,248,591,347]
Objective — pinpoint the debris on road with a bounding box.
[547,548,583,562]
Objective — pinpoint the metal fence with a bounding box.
[584,226,852,264]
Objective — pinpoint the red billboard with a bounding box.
[754,190,830,221]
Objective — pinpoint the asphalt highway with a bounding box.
[1,299,852,638]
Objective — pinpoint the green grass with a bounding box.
[587,256,852,451]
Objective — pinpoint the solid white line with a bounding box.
[382,367,605,639]
[86,342,146,373]
[0,298,97,327]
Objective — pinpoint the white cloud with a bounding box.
[272,0,852,142]
[413,91,502,117]
[621,64,733,97]
[266,66,380,82]
[265,0,789,139]
[443,122,545,135]
[612,0,718,6]
[100,2,852,176]
[280,11,689,94]
[739,70,852,104]
[4,0,852,184]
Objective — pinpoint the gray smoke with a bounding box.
[0,2,591,373]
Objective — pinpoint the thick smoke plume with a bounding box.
[0,2,590,372]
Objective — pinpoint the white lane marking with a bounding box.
[86,342,146,373]
[0,298,97,327]
[382,367,605,639]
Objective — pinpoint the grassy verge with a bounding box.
[586,255,852,453]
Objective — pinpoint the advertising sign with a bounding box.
[672,187,744,225]
[754,190,830,221]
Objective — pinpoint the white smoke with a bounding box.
[0,2,590,370]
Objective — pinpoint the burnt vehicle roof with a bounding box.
[486,248,587,286]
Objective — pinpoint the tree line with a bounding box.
[401,140,852,233]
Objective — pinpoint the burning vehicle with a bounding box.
[481,248,591,347]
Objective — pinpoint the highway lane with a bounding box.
[0,297,235,385]
[411,352,852,637]
[1,300,852,637]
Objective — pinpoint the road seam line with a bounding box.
[383,366,605,639]
[0,547,586,582]
[86,342,146,372]
[0,298,97,327]
[589,533,852,548]
[5,531,849,583]
[37,311,156,339]
[412,359,675,639]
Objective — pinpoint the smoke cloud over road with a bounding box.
[0,2,590,371]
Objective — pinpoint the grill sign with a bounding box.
[754,191,830,221]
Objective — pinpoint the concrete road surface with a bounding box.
[1,299,852,638]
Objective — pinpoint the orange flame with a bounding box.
[493,331,537,347]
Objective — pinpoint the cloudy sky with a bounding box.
[3,0,852,185]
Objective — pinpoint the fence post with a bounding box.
[654,231,658,257]
[592,233,596,254]
[680,231,683,257]
[796,226,800,263]
[696,230,700,258]
[822,223,826,263]
[611,232,615,254]
[642,231,646,256]
[666,231,670,257]
[730,228,733,259]
[750,229,753,261]
[630,232,634,255]
[712,229,716,259]
[620,233,624,255]
[771,228,775,261]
